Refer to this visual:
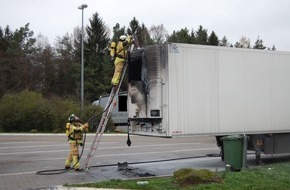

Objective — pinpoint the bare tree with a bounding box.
[235,36,251,48]
[150,24,168,44]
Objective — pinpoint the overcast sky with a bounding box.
[1,0,290,51]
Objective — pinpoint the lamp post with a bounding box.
[78,4,87,112]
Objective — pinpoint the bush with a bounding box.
[0,90,115,133]
[0,90,56,132]
[48,96,80,132]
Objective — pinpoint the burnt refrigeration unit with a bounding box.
[127,47,165,135]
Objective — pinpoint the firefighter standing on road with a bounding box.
[110,35,134,89]
[65,114,89,171]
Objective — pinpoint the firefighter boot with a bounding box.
[72,155,82,171]
[65,159,71,169]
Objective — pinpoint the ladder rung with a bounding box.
[85,63,128,171]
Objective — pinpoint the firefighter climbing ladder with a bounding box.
[84,62,128,171]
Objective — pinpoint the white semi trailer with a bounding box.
[127,43,290,162]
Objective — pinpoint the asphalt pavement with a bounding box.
[1,133,290,190]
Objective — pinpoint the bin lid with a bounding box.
[221,135,243,141]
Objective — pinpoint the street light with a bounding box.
[78,4,88,112]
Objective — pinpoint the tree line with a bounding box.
[0,12,276,106]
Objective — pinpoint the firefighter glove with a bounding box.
[84,123,89,132]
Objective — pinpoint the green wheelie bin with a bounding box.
[221,135,244,171]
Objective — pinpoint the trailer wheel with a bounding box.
[215,136,224,161]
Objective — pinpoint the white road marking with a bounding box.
[0,141,49,145]
[0,142,119,149]
[0,142,204,155]
[0,171,36,177]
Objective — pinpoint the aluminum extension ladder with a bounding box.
[84,62,128,171]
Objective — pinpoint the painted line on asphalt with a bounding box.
[0,133,127,136]
[0,142,203,155]
[0,142,119,149]
[0,171,36,177]
[0,144,65,149]
[0,141,49,145]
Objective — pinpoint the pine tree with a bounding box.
[196,25,208,45]
[127,17,153,47]
[0,24,36,96]
[219,36,230,47]
[167,27,192,43]
[112,23,126,42]
[208,31,219,46]
[127,17,140,36]
[253,36,266,49]
[85,12,111,102]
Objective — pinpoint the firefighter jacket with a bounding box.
[115,40,127,60]
[66,122,88,144]
[110,36,133,62]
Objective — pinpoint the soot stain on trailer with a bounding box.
[128,49,149,117]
